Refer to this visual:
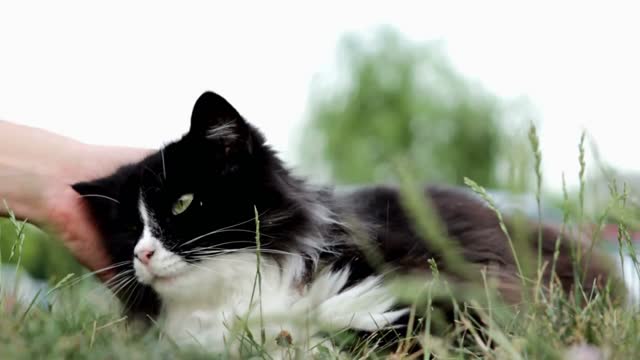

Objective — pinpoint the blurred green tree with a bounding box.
[300,27,529,189]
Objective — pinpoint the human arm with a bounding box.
[0,120,151,280]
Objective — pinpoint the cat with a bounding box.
[72,91,622,356]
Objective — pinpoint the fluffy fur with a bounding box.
[72,91,622,356]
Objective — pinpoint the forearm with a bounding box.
[0,120,150,182]
[0,120,151,221]
[0,120,84,181]
[0,120,151,277]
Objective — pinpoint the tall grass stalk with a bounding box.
[421,259,439,359]
[528,123,543,277]
[464,177,526,290]
[612,184,640,301]
[0,224,3,296]
[549,173,569,293]
[4,200,27,296]
[569,131,587,305]
[582,183,618,283]
[577,131,587,268]
[578,131,587,227]
[245,205,266,350]
[396,160,472,280]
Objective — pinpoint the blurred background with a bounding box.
[1,1,639,283]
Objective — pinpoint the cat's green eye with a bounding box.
[172,194,194,215]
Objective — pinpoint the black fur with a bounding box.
[73,91,620,344]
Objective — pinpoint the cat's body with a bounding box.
[73,92,620,356]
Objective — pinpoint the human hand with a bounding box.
[43,146,151,281]
[0,121,151,282]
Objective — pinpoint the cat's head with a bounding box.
[73,92,317,310]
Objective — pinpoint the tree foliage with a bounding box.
[301,28,523,188]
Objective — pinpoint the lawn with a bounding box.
[2,200,639,360]
[2,134,640,359]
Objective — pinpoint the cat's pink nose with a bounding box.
[135,249,155,265]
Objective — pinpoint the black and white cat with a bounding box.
[72,91,619,356]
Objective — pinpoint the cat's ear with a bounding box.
[72,179,109,198]
[72,178,121,220]
[188,91,255,153]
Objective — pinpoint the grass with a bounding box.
[2,127,640,359]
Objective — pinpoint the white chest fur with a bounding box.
[159,253,301,350]
[153,253,406,356]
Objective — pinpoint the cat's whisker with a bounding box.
[185,256,281,270]
[188,249,260,256]
[185,261,263,275]
[111,276,138,300]
[189,249,304,264]
[121,281,141,310]
[205,228,276,238]
[105,273,134,292]
[252,248,315,258]
[188,248,315,262]
[101,270,135,291]
[143,165,164,185]
[113,277,134,297]
[108,279,139,312]
[178,229,256,248]
[66,261,133,288]
[126,284,145,314]
[83,271,143,315]
[103,271,136,294]
[183,242,277,256]
[78,194,120,204]
[160,148,167,180]
[187,239,260,249]
[106,268,135,278]
[180,240,263,255]
[180,239,278,257]
[93,279,131,304]
[177,210,272,249]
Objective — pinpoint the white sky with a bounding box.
[1,1,639,193]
